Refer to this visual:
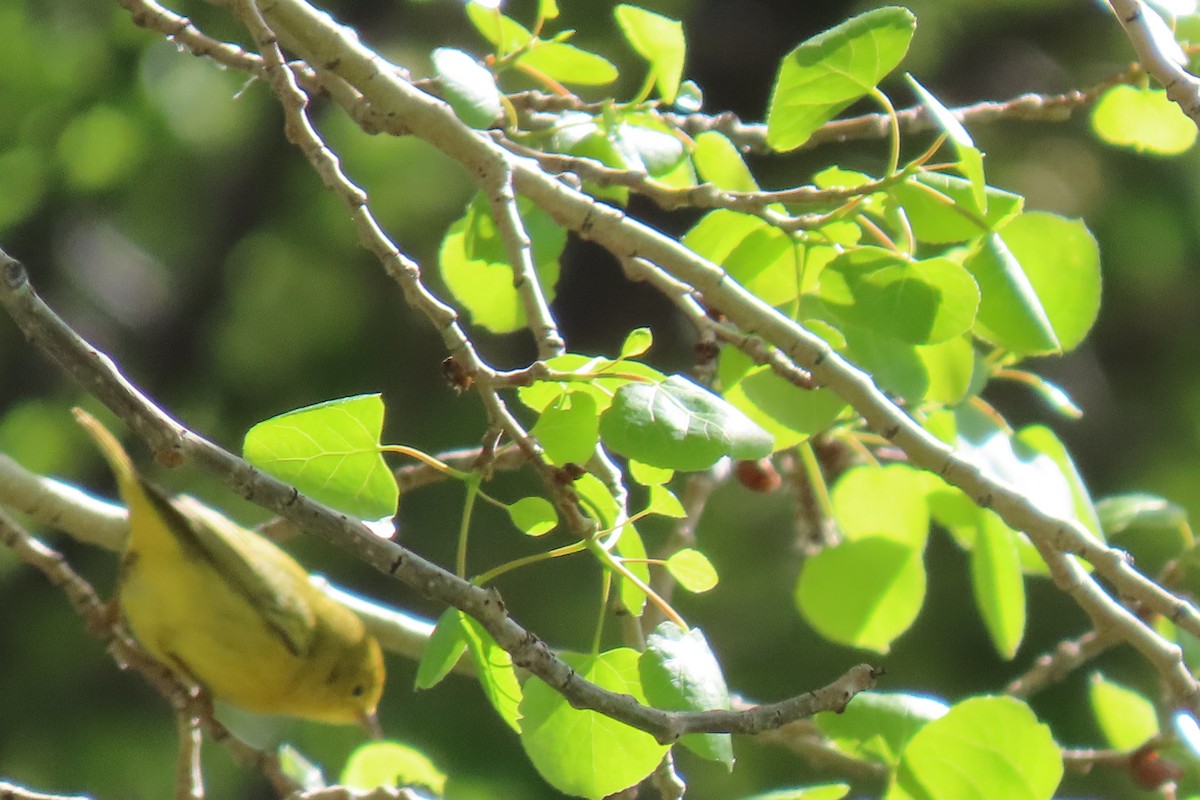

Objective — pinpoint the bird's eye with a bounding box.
[351,683,365,698]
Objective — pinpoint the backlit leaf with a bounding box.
[243,394,399,522]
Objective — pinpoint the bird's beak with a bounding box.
[360,710,383,740]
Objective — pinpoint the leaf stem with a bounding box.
[797,441,835,523]
[457,475,480,579]
[586,538,688,630]
[472,540,588,586]
[870,86,901,177]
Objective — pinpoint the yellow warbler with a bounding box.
[74,408,385,729]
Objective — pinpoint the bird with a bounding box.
[74,408,385,732]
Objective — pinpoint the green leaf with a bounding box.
[815,691,949,767]
[520,649,670,799]
[461,613,523,732]
[1089,673,1159,751]
[341,740,447,795]
[439,192,565,334]
[518,43,618,86]
[890,696,1061,800]
[243,394,399,522]
[646,484,687,518]
[516,352,665,414]
[889,173,1023,244]
[975,212,1101,355]
[415,607,468,690]
[795,537,925,653]
[719,348,848,451]
[666,548,719,592]
[530,390,599,465]
[614,4,685,103]
[640,622,734,766]
[952,406,1087,537]
[1098,493,1193,576]
[431,47,503,129]
[685,210,803,307]
[466,4,533,55]
[905,75,986,210]
[1092,85,1197,155]
[807,315,975,406]
[971,511,1026,660]
[832,464,930,547]
[965,231,1059,353]
[599,375,774,470]
[1015,425,1102,541]
[692,131,760,192]
[818,250,980,344]
[742,786,851,800]
[766,7,916,151]
[612,114,687,177]
[507,496,558,536]
[620,327,653,358]
[629,459,674,486]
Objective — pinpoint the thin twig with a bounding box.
[481,163,566,359]
[1006,629,1115,698]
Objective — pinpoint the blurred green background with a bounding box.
[1,0,1198,797]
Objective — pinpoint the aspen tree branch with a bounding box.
[234,0,1200,714]
[0,252,881,741]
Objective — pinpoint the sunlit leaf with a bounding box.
[439,192,565,334]
[767,7,915,151]
[818,250,980,345]
[905,75,986,210]
[599,375,774,470]
[796,537,925,653]
[518,43,618,86]
[1092,85,1196,155]
[971,511,1025,659]
[815,691,949,766]
[890,696,1061,800]
[431,48,503,129]
[967,212,1100,355]
[507,496,558,536]
[832,464,930,547]
[1089,673,1159,751]
[530,390,599,465]
[889,173,1023,244]
[615,4,685,103]
[520,649,670,799]
[666,548,718,592]
[341,741,447,795]
[243,394,399,522]
[692,131,760,192]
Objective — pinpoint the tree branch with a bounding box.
[235,0,1200,714]
[0,252,880,741]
